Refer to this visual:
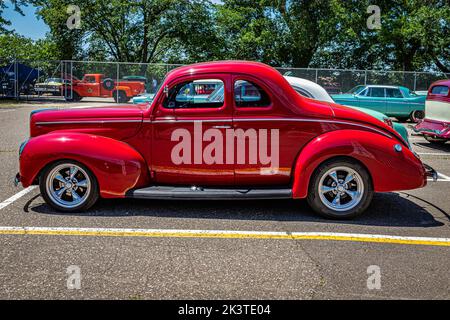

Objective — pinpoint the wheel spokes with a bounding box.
[345,190,359,200]
[71,190,80,201]
[77,180,88,188]
[331,194,341,206]
[344,172,354,184]
[55,174,66,184]
[321,185,334,194]
[328,171,339,184]
[69,166,78,179]
[56,187,67,198]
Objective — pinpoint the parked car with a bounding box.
[285,76,410,146]
[123,75,150,92]
[16,61,434,219]
[62,74,145,103]
[34,78,69,96]
[413,79,450,144]
[332,85,426,122]
[0,63,39,96]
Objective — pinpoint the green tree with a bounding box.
[0,33,59,61]
[31,0,217,63]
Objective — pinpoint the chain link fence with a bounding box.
[1,59,448,102]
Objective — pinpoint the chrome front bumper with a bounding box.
[424,164,438,182]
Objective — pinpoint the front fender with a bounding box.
[20,133,150,198]
[292,129,426,199]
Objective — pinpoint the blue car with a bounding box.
[332,85,426,122]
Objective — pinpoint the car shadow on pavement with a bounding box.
[29,192,446,228]
[413,142,450,152]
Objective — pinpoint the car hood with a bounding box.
[30,104,145,139]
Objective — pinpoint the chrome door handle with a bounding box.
[212,125,232,129]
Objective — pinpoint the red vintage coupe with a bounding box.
[16,61,435,219]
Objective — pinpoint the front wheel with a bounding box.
[307,159,373,219]
[40,160,99,212]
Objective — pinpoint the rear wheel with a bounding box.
[307,159,373,219]
[113,90,129,103]
[410,110,425,122]
[40,160,99,212]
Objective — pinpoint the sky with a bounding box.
[3,2,49,40]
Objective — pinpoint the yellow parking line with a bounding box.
[0,226,449,247]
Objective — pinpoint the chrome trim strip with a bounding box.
[150,118,393,139]
[36,120,142,125]
[152,119,233,124]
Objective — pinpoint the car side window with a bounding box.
[163,79,224,109]
[85,76,96,83]
[385,88,403,98]
[234,80,271,107]
[431,85,449,96]
[368,87,386,98]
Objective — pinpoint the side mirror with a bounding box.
[163,85,169,98]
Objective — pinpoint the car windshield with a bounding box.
[46,78,62,83]
[348,85,366,94]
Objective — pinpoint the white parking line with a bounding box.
[0,186,37,210]
[0,226,449,246]
[418,152,449,156]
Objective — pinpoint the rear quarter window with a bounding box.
[431,85,449,96]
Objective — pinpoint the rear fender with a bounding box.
[20,133,150,198]
[115,86,132,96]
[292,129,426,198]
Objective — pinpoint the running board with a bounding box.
[127,186,292,200]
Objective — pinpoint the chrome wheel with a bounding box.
[318,166,364,212]
[46,163,91,209]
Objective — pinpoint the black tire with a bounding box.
[410,110,425,122]
[307,158,373,219]
[396,117,409,123]
[113,90,129,103]
[39,160,99,212]
[424,135,447,145]
[64,90,82,102]
[103,78,115,91]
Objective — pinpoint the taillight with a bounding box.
[383,117,393,127]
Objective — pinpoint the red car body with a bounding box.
[414,79,450,142]
[18,61,431,217]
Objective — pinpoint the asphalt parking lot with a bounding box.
[0,100,449,299]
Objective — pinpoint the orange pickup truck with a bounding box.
[62,74,145,103]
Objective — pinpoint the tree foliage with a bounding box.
[1,0,449,72]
